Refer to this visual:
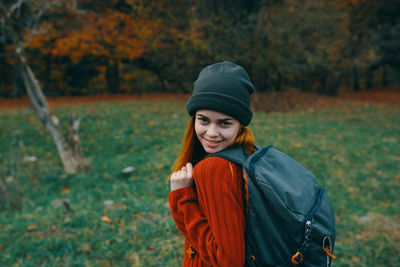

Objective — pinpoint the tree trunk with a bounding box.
[106,59,120,94]
[326,73,340,97]
[44,53,52,95]
[381,65,390,87]
[365,66,374,89]
[0,43,6,97]
[270,64,282,91]
[319,71,327,95]
[365,62,380,89]
[113,60,120,93]
[17,51,89,174]
[352,65,360,92]
[12,63,24,97]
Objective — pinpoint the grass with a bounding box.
[0,97,399,266]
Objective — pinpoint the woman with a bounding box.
[168,61,256,267]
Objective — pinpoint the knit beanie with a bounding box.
[186,61,255,126]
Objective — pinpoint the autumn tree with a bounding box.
[0,0,90,173]
[333,0,400,91]
[243,0,348,95]
[32,0,156,94]
[1,0,398,98]
[125,0,212,93]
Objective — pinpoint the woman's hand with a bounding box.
[170,162,194,191]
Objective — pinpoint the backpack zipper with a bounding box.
[305,188,325,221]
[248,146,272,176]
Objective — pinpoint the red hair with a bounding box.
[167,116,256,182]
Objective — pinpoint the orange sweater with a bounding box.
[168,157,246,267]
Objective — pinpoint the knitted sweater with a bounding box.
[168,157,246,267]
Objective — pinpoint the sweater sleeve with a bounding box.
[168,157,246,267]
[168,187,196,238]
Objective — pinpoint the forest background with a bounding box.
[1,0,399,97]
[1,0,400,266]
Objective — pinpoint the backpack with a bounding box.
[211,145,336,267]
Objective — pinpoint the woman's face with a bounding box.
[195,109,241,154]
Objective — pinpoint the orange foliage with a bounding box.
[27,21,63,54]
[330,0,361,9]
[28,6,160,63]
[50,10,155,62]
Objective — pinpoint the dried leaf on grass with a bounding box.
[101,216,112,224]
[27,225,37,231]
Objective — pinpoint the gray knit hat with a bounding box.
[186,61,254,126]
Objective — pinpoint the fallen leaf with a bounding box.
[352,256,360,263]
[122,166,135,173]
[293,143,303,148]
[28,116,35,124]
[27,225,37,231]
[38,233,46,239]
[23,156,37,162]
[104,200,114,206]
[102,216,112,224]
[81,242,92,253]
[61,188,70,194]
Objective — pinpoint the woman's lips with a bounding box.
[204,138,222,148]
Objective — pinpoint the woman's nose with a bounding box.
[206,125,219,137]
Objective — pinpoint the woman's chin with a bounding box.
[203,144,226,154]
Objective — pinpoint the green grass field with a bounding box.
[0,97,399,266]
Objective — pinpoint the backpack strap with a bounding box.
[209,145,249,166]
[209,146,254,214]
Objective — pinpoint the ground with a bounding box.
[0,88,399,111]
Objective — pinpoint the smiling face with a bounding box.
[194,109,241,154]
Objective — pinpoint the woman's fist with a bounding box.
[170,163,193,191]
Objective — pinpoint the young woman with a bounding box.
[168,61,257,267]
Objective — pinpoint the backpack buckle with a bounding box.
[247,255,256,263]
[186,246,197,258]
[323,236,336,265]
[291,251,303,264]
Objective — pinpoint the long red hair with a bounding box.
[167,115,256,182]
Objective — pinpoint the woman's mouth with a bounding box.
[204,138,222,148]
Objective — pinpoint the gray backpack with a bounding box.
[211,146,336,267]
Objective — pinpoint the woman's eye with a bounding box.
[221,121,231,127]
[199,118,208,124]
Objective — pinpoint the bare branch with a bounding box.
[3,0,90,174]
[0,2,5,13]
[23,0,64,48]
[23,2,52,47]
[69,113,84,156]
[6,0,27,18]
[0,16,5,43]
[18,55,51,123]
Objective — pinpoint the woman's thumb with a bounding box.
[186,162,193,176]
